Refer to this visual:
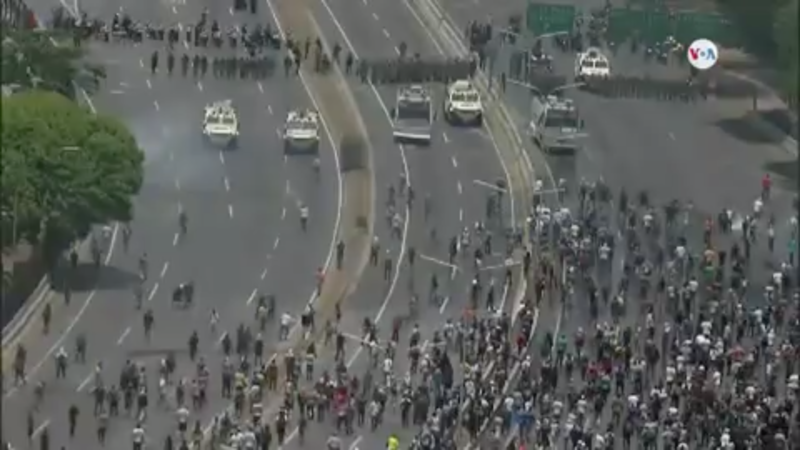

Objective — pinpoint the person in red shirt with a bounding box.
[762,173,772,200]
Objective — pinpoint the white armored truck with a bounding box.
[529,94,584,154]
[283,109,320,154]
[574,47,611,81]
[392,85,433,144]
[203,99,239,148]
[443,79,483,126]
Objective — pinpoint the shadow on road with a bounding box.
[714,115,784,145]
[54,264,141,294]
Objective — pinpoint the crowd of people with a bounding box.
[483,175,799,450]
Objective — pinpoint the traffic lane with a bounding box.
[313,0,470,313]
[436,0,524,29]
[328,0,515,277]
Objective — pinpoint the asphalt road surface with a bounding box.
[434,0,798,445]
[1,1,341,449]
[256,0,519,448]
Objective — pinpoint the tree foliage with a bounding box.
[1,28,105,99]
[1,91,144,263]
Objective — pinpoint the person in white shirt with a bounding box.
[280,313,292,341]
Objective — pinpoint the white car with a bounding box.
[203,100,239,147]
[444,79,483,126]
[283,109,320,154]
[574,47,611,81]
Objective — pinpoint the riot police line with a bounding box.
[353,56,477,85]
[146,50,277,80]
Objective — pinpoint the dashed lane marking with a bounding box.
[668,132,676,141]
[457,181,463,195]
[109,90,124,95]
[139,58,144,68]
[228,7,234,15]
[172,233,179,246]
[116,326,131,345]
[224,177,231,191]
[258,82,264,93]
[382,29,390,38]
[273,237,280,250]
[439,296,450,314]
[260,267,269,280]
[146,79,152,89]
[153,100,160,111]
[246,288,258,305]
[443,132,450,143]
[393,46,400,55]
[148,282,160,302]
[459,208,464,222]
[197,81,204,92]
[349,436,363,450]
[267,104,273,114]
[372,12,379,20]
[228,205,234,218]
[281,207,286,220]
[31,420,50,439]
[219,151,226,165]
[76,372,93,392]
[160,262,169,278]
[172,6,177,13]
[174,178,180,190]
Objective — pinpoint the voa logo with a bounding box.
[687,39,719,70]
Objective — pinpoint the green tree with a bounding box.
[1,28,105,99]
[0,91,144,264]
[774,0,798,97]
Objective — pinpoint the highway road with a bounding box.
[258,0,521,448]
[1,1,342,449]
[433,0,798,445]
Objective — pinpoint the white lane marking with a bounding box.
[361,0,367,4]
[668,132,676,141]
[172,233,179,246]
[139,58,144,68]
[197,81,204,92]
[258,82,264,93]
[443,132,450,143]
[273,237,280,250]
[382,28,390,38]
[76,372,93,392]
[116,326,131,345]
[183,40,189,49]
[267,104,273,115]
[160,262,169,278]
[439,296,450,314]
[451,156,458,168]
[246,288,258,305]
[109,89,124,95]
[224,177,231,191]
[146,79,152,89]
[202,0,345,439]
[219,151,226,164]
[283,154,288,164]
[459,208,464,222]
[177,202,184,214]
[31,420,50,438]
[172,6,177,13]
[473,178,506,192]
[174,178,180,190]
[153,100,160,111]
[419,253,459,271]
[275,129,283,139]
[119,82,129,87]
[349,436,363,450]
[281,207,286,220]
[260,267,269,280]
[457,181,463,195]
[229,7,234,15]
[228,205,234,218]
[372,12,379,20]
[3,225,119,399]
[147,282,160,302]
[393,46,400,55]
